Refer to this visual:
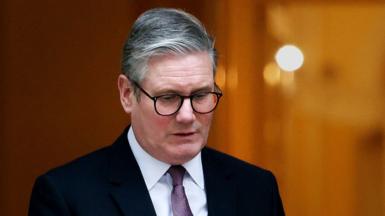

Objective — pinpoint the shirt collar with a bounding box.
[127,126,205,190]
[183,151,205,190]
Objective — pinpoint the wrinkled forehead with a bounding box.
[140,52,214,93]
[145,52,214,80]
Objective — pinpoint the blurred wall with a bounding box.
[0,0,135,214]
[1,0,384,216]
[264,2,385,216]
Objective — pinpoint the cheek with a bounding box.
[139,108,171,135]
[151,117,170,132]
[198,114,214,131]
[132,101,166,129]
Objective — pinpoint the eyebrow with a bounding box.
[153,84,214,96]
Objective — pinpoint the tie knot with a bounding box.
[168,165,186,186]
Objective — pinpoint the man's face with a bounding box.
[119,52,215,165]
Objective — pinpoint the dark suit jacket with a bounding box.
[29,128,285,216]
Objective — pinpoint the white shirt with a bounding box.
[127,127,208,216]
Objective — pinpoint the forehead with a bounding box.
[143,52,214,92]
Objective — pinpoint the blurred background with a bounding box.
[1,0,384,215]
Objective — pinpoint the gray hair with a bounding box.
[121,8,217,84]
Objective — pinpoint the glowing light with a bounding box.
[215,65,226,89]
[275,45,304,72]
[263,62,281,86]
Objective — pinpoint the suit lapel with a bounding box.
[105,130,238,216]
[202,148,237,216]
[107,129,157,216]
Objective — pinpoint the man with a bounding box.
[29,8,285,216]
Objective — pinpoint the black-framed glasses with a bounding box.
[132,81,222,116]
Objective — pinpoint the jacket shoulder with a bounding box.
[203,147,276,180]
[202,147,285,215]
[34,144,114,196]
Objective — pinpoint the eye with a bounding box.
[157,94,180,103]
[192,92,210,101]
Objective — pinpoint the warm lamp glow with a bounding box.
[275,45,304,72]
[263,62,281,86]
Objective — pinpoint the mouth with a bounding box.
[173,132,196,137]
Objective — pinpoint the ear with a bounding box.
[117,74,135,114]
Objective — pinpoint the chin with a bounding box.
[168,143,203,164]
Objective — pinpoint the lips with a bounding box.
[173,132,196,136]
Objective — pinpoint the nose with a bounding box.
[175,98,196,123]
